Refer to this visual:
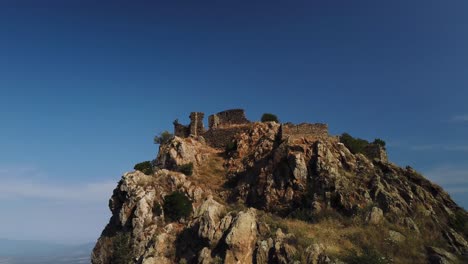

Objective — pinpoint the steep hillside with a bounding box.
[92,118,467,264]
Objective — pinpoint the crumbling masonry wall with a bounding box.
[208,109,249,129]
[173,112,205,137]
[174,122,190,138]
[203,124,252,149]
[280,123,329,140]
[189,112,205,136]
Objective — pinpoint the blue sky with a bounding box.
[0,0,467,244]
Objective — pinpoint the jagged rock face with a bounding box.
[92,122,468,264]
[155,136,210,170]
[227,124,466,245]
[224,208,258,264]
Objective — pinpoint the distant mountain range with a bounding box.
[0,239,93,264]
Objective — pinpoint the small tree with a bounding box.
[112,232,133,264]
[154,131,174,145]
[372,138,386,149]
[261,113,279,123]
[134,161,153,175]
[163,191,193,222]
[340,133,369,154]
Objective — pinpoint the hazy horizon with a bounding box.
[1,0,467,245]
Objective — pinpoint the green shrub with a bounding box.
[177,162,193,176]
[112,232,133,264]
[225,141,237,152]
[134,161,153,175]
[344,246,391,264]
[163,191,193,222]
[154,131,174,145]
[372,138,386,149]
[261,113,279,123]
[340,133,370,154]
[340,133,386,155]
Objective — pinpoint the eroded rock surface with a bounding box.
[92,121,468,264]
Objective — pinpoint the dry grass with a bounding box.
[258,211,433,263]
[135,174,159,187]
[192,152,227,192]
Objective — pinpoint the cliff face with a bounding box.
[92,122,467,264]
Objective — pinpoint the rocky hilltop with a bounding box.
[92,110,467,264]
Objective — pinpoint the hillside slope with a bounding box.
[92,121,467,264]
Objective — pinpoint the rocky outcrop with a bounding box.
[226,124,465,240]
[366,207,384,225]
[92,120,468,264]
[224,208,258,264]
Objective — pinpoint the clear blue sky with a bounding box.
[0,0,467,244]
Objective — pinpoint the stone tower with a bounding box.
[189,112,205,136]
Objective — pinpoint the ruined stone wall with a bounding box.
[203,125,252,149]
[280,123,328,140]
[174,122,190,138]
[208,109,249,129]
[189,112,205,136]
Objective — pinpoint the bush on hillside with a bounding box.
[261,113,279,123]
[134,161,153,175]
[163,191,193,222]
[340,133,370,154]
[340,133,386,155]
[177,162,194,176]
[112,232,133,264]
[154,131,174,145]
[372,138,386,149]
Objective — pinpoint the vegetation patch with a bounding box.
[258,209,432,263]
[289,208,345,224]
[134,161,154,175]
[154,131,174,145]
[112,232,133,264]
[177,162,194,176]
[344,246,391,264]
[163,191,193,222]
[340,133,386,155]
[195,154,227,192]
[261,113,279,123]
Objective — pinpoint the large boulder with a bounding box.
[225,208,258,264]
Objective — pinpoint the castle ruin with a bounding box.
[174,109,329,149]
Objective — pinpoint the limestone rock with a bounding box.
[388,230,406,243]
[306,243,330,264]
[198,247,213,264]
[92,117,468,264]
[365,207,384,225]
[225,208,258,264]
[196,196,227,246]
[427,246,458,264]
